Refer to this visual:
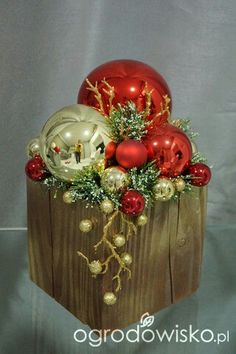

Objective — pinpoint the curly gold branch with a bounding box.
[77,209,135,299]
[77,251,89,265]
[85,78,106,117]
[152,95,171,124]
[101,79,115,116]
[143,82,154,118]
[121,213,137,240]
[94,210,119,250]
[101,254,114,274]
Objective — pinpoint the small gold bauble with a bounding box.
[137,214,148,226]
[174,178,186,192]
[100,167,130,193]
[95,158,106,175]
[191,141,198,155]
[113,234,126,247]
[89,260,103,275]
[79,219,93,233]
[153,178,175,202]
[103,292,117,305]
[26,137,40,157]
[63,190,74,204]
[100,199,114,214]
[121,252,133,266]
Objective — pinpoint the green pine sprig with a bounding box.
[172,118,199,140]
[128,162,160,206]
[106,102,150,143]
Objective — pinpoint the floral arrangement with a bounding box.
[25,59,211,306]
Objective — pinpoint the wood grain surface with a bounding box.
[27,178,207,331]
[27,179,53,296]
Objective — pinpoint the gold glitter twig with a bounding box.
[86,78,106,117]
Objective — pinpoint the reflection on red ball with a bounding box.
[105,141,117,160]
[121,190,145,216]
[25,155,48,181]
[143,124,192,177]
[188,163,211,186]
[116,139,148,169]
[78,59,171,122]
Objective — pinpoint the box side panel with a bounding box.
[50,195,104,328]
[170,187,207,302]
[27,178,54,296]
[100,201,176,330]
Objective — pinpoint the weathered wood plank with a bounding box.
[27,178,53,296]
[50,195,105,329]
[170,187,207,302]
[27,180,207,330]
[101,201,173,330]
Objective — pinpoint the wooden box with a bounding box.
[27,178,207,331]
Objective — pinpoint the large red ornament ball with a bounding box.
[116,139,148,169]
[188,163,211,186]
[121,190,145,216]
[78,59,171,121]
[105,141,117,160]
[143,124,192,177]
[25,155,48,181]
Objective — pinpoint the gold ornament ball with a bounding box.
[39,104,109,182]
[89,260,103,275]
[63,190,74,204]
[100,199,114,214]
[95,158,106,174]
[103,292,117,305]
[191,141,198,155]
[26,137,40,157]
[153,178,175,202]
[100,167,130,193]
[113,234,126,247]
[79,219,93,233]
[137,214,148,226]
[175,178,186,192]
[121,252,133,266]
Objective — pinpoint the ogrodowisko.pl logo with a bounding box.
[73,313,230,347]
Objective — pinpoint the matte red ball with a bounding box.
[78,59,171,122]
[188,163,211,186]
[105,141,117,160]
[25,155,48,181]
[121,190,145,216]
[143,124,192,177]
[116,139,148,169]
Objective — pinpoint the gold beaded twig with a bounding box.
[152,95,171,125]
[77,209,137,303]
[143,82,154,118]
[85,78,115,118]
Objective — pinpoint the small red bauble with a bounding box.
[105,141,117,160]
[116,139,148,169]
[121,190,145,216]
[188,163,211,186]
[25,155,48,181]
[78,59,171,121]
[143,124,192,177]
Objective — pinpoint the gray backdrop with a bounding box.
[1,0,236,228]
[1,2,236,354]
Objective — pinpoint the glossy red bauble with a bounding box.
[116,139,148,169]
[121,190,145,216]
[78,59,171,122]
[143,124,192,177]
[25,155,48,181]
[188,163,211,186]
[105,141,117,160]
